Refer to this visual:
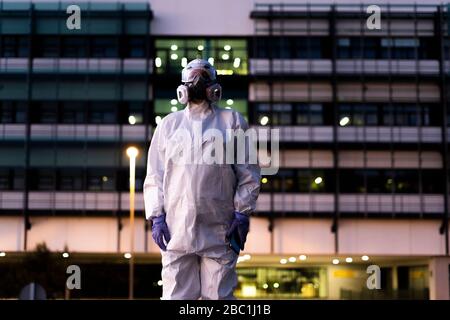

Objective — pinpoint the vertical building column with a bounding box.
[391,265,399,291]
[329,4,339,252]
[428,257,450,300]
[436,4,450,255]
[23,2,35,251]
[144,3,153,253]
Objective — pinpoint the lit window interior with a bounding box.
[155,39,248,75]
[154,98,248,121]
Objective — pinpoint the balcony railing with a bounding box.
[0,124,152,142]
[25,191,145,211]
[339,194,443,214]
[249,59,332,75]
[257,193,334,212]
[341,288,429,300]
[252,126,442,143]
[0,191,24,210]
[0,58,153,74]
[337,127,441,143]
[0,191,444,214]
[256,193,443,214]
[249,59,440,76]
[0,124,443,144]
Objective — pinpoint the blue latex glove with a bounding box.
[151,214,171,251]
[226,211,250,250]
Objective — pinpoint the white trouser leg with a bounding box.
[161,252,201,300]
[200,248,238,300]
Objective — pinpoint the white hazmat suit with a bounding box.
[144,87,261,299]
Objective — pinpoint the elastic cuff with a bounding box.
[149,212,165,221]
[235,210,251,216]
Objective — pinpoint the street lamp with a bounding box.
[126,146,139,300]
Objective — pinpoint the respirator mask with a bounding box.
[176,59,222,105]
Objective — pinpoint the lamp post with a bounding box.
[126,146,139,300]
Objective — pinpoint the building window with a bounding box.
[337,37,436,59]
[33,102,58,124]
[155,38,248,75]
[59,170,83,191]
[271,169,297,192]
[126,102,145,125]
[293,37,323,59]
[253,103,324,126]
[29,101,155,124]
[154,98,247,122]
[0,101,27,123]
[383,105,422,126]
[126,37,146,58]
[118,168,144,192]
[35,37,60,57]
[87,170,115,191]
[134,169,144,192]
[381,38,418,59]
[338,104,378,126]
[261,169,330,193]
[253,37,325,59]
[422,170,444,193]
[0,101,26,123]
[1,36,29,57]
[62,102,85,124]
[337,38,378,59]
[62,37,88,57]
[0,104,14,123]
[0,169,10,190]
[444,39,450,59]
[256,103,292,126]
[34,170,55,191]
[340,169,440,194]
[296,104,323,125]
[338,104,437,127]
[222,98,248,118]
[383,105,417,126]
[298,170,327,193]
[236,267,325,299]
[0,169,25,190]
[391,170,419,193]
[13,170,25,190]
[89,103,116,124]
[92,37,118,58]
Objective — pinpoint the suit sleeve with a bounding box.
[232,112,261,215]
[143,124,165,220]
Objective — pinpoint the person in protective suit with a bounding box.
[143,59,261,300]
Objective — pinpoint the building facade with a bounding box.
[0,0,450,299]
